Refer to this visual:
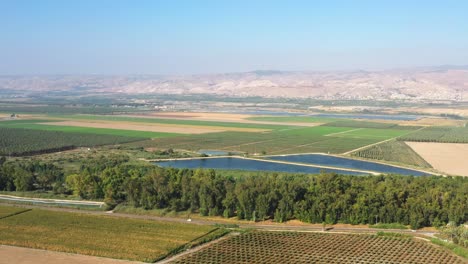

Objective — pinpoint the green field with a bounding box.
[0,127,148,156]
[131,126,398,154]
[398,126,468,143]
[0,120,179,138]
[0,114,440,157]
[351,140,432,168]
[331,128,414,139]
[0,207,216,262]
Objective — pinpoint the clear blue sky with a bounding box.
[1,0,467,74]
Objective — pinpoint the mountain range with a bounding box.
[1,66,467,102]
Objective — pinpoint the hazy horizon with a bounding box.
[1,0,467,75]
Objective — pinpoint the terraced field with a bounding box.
[170,232,465,264]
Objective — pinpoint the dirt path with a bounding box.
[0,245,141,264]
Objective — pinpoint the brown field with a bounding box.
[134,112,322,127]
[41,120,269,134]
[0,245,140,264]
[406,142,468,176]
[169,231,465,264]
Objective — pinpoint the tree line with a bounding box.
[0,155,466,229]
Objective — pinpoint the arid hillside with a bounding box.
[1,66,467,102]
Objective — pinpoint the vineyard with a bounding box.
[399,126,468,143]
[170,231,465,264]
[0,127,146,156]
[351,140,432,168]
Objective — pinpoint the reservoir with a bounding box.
[155,156,431,176]
[266,154,428,176]
[155,157,369,175]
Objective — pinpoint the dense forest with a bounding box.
[0,155,466,229]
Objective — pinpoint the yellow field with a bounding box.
[406,142,468,176]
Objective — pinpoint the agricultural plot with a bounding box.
[170,231,465,264]
[0,120,179,138]
[351,140,432,168]
[325,120,398,129]
[50,114,290,131]
[0,208,215,262]
[0,127,146,156]
[330,128,414,140]
[406,142,468,176]
[247,116,335,123]
[399,126,468,143]
[133,126,403,155]
[0,205,29,219]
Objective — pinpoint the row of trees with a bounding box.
[0,155,466,229]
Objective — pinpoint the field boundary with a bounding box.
[0,208,31,220]
[156,232,238,264]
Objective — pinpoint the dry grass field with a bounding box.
[0,208,215,262]
[0,245,140,264]
[41,120,228,134]
[406,142,468,176]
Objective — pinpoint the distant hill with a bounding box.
[1,66,467,102]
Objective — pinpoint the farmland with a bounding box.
[0,127,147,156]
[0,205,30,219]
[170,231,465,264]
[0,120,179,138]
[406,142,468,176]
[351,140,432,168]
[132,125,413,155]
[0,207,216,262]
[399,126,468,143]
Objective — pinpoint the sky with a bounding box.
[1,0,468,75]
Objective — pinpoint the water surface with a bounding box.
[266,154,428,176]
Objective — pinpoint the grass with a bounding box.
[370,223,409,229]
[351,140,432,168]
[0,208,215,262]
[0,120,179,138]
[0,205,30,219]
[431,238,468,259]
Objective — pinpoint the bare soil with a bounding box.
[0,245,140,264]
[132,112,322,127]
[406,142,468,176]
[42,121,224,134]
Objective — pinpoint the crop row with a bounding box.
[351,140,432,168]
[399,126,468,143]
[0,208,215,262]
[171,231,464,264]
[0,127,146,156]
